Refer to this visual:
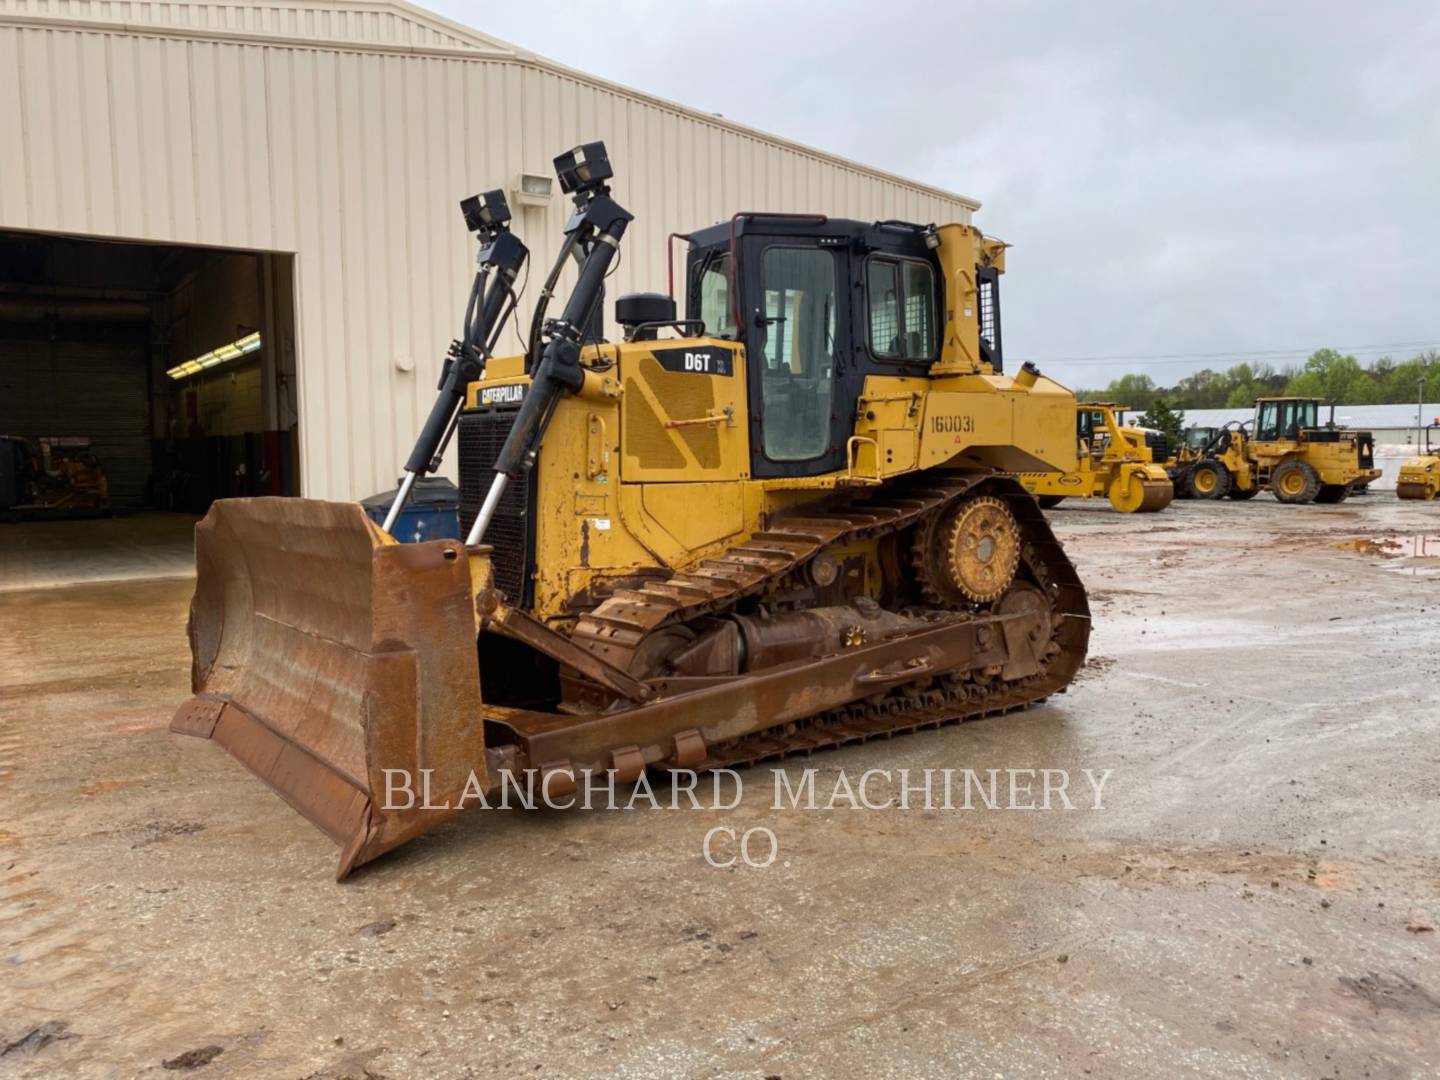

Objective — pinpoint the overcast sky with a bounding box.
[431,0,1439,389]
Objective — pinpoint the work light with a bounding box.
[460,189,512,233]
[553,142,613,195]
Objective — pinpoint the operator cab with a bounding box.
[1076,406,1115,452]
[684,216,998,480]
[1184,426,1218,451]
[1254,398,1322,442]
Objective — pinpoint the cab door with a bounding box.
[739,238,853,479]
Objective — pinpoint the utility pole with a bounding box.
[1422,377,1427,448]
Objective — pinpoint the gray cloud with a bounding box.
[431,0,1440,388]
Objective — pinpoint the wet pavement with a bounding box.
[1,495,1438,1078]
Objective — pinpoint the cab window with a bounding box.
[867,256,936,360]
[696,253,736,338]
[1256,401,1279,440]
[759,246,837,461]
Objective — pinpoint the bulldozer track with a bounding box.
[563,472,1089,766]
[700,664,1055,771]
[699,530,1082,769]
[574,473,1010,671]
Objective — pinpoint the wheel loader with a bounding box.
[1164,426,1216,499]
[172,142,1091,878]
[1177,397,1380,503]
[1017,402,1172,512]
[1397,423,1440,500]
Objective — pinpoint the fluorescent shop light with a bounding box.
[167,332,261,380]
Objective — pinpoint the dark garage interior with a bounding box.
[0,231,299,586]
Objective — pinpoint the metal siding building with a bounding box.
[0,0,977,500]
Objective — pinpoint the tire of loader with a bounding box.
[1314,484,1351,504]
[1036,495,1066,509]
[1271,460,1320,504]
[1187,460,1229,500]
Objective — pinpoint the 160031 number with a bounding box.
[932,415,975,434]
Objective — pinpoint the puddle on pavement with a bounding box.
[1333,534,1440,576]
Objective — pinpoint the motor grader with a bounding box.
[1179,397,1380,503]
[1017,402,1172,512]
[172,142,1090,878]
[1397,423,1440,500]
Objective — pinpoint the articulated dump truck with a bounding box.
[173,143,1091,878]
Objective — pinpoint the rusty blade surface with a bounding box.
[173,498,489,878]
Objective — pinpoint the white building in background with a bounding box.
[0,0,976,502]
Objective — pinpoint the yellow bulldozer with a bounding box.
[1017,402,1172,512]
[1397,423,1440,500]
[1172,397,1381,503]
[172,143,1091,877]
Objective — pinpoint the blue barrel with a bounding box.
[361,477,461,544]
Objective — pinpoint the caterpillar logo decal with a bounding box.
[652,345,733,377]
[479,383,526,406]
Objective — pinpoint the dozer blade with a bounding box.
[171,498,489,878]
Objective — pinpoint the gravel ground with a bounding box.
[1,493,1438,1078]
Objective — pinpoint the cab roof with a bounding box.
[687,215,938,259]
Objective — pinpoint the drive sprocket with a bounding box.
[913,495,1021,605]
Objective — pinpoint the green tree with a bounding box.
[1077,348,1437,410]
[1340,372,1381,405]
[1285,370,1326,398]
[1175,367,1228,408]
[1104,373,1157,410]
[1225,384,1255,408]
[1138,396,1185,450]
[1381,358,1426,402]
[1301,348,1368,401]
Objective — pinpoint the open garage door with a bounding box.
[0,232,299,517]
[0,232,299,588]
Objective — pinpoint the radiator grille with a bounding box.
[458,406,532,605]
[623,355,722,471]
[1143,431,1170,464]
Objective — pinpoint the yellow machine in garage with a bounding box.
[1397,423,1440,500]
[1180,397,1381,503]
[173,142,1091,877]
[1017,402,1172,513]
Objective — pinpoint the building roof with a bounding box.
[0,0,518,53]
[0,0,979,210]
[1180,403,1440,430]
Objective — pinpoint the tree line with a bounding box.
[1077,348,1440,412]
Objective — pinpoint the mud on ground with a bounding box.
[1,495,1438,1078]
